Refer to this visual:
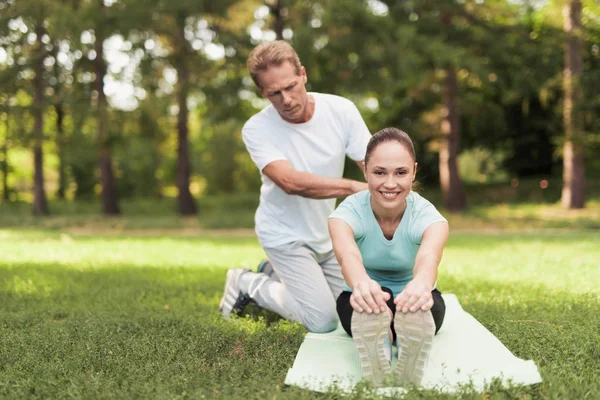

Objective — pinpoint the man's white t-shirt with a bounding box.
[242,92,371,253]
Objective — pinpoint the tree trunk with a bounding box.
[439,68,467,212]
[32,24,49,216]
[55,103,67,200]
[95,0,120,215]
[1,98,9,202]
[270,0,285,40]
[561,0,585,209]
[175,15,197,216]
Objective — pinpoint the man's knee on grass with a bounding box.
[303,309,339,333]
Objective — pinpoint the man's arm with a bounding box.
[263,160,367,199]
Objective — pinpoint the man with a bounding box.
[219,40,371,333]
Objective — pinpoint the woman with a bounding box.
[328,127,448,387]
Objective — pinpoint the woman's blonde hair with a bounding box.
[247,40,302,89]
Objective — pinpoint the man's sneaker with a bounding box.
[257,259,274,276]
[257,259,280,282]
[351,311,393,387]
[393,310,435,386]
[219,268,251,319]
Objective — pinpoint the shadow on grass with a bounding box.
[1,263,599,399]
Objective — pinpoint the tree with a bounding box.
[121,0,252,215]
[561,0,585,208]
[1,1,51,214]
[32,22,49,215]
[267,0,285,40]
[1,0,79,212]
[439,68,467,211]
[0,96,9,202]
[94,0,120,215]
[172,12,197,215]
[50,40,68,200]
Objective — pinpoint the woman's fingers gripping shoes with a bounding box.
[394,280,433,312]
[351,280,390,313]
[410,292,433,312]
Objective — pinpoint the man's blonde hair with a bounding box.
[247,40,302,89]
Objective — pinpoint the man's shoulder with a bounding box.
[313,92,355,110]
[242,104,276,135]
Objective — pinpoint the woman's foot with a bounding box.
[351,311,393,387]
[393,309,435,386]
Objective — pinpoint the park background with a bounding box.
[0,0,599,399]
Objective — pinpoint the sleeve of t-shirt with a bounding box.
[410,197,448,244]
[329,194,365,239]
[343,101,371,161]
[241,121,287,172]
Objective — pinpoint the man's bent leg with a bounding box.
[256,259,280,282]
[242,242,339,333]
[317,250,345,300]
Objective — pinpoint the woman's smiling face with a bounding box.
[365,141,417,212]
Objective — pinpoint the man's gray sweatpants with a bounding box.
[240,241,344,333]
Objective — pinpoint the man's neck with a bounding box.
[283,94,315,124]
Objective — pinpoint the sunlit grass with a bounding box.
[1,226,599,399]
[0,230,264,270]
[456,200,600,230]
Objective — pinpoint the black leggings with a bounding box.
[336,287,446,341]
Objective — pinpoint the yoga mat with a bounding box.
[284,294,542,394]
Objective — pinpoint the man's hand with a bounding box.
[351,181,368,193]
[394,278,433,313]
[350,279,390,314]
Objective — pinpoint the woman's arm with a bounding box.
[394,221,449,312]
[329,218,389,314]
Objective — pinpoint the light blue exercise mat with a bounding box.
[284,294,542,394]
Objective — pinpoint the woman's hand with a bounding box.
[394,279,433,313]
[350,279,390,314]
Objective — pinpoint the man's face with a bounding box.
[258,61,310,124]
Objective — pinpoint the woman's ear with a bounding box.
[413,162,418,181]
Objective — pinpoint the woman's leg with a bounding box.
[339,287,446,336]
[430,288,446,334]
[336,290,393,387]
[392,288,446,385]
[336,291,354,337]
[336,287,395,337]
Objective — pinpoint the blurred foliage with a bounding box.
[0,0,598,204]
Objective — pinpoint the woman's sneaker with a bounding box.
[393,310,435,386]
[351,311,393,387]
[219,268,251,319]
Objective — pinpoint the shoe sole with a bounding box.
[219,269,242,319]
[351,311,392,387]
[394,310,435,386]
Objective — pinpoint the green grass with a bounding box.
[1,225,599,399]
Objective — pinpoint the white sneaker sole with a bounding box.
[351,311,392,387]
[394,310,435,386]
